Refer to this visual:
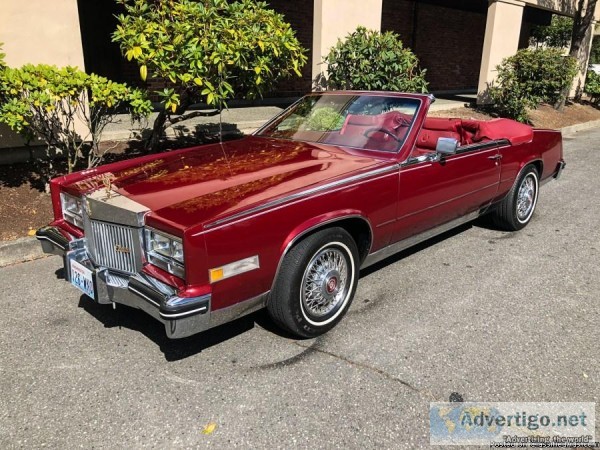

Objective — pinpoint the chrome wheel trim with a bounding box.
[516,172,538,224]
[300,242,355,327]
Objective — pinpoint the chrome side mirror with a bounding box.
[436,137,459,155]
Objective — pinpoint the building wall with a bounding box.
[0,0,85,69]
[0,0,86,149]
[268,0,314,97]
[382,0,487,92]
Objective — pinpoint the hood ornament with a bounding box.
[101,173,116,200]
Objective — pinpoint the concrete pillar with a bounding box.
[477,0,525,104]
[0,0,87,152]
[0,0,85,69]
[312,0,383,88]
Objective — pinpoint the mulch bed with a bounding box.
[1,103,599,241]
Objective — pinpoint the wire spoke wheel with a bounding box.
[301,247,349,318]
[516,174,537,222]
[268,227,359,338]
[490,165,539,231]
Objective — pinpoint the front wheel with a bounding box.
[268,227,359,338]
[491,165,539,231]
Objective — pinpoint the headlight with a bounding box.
[144,228,185,278]
[60,192,84,228]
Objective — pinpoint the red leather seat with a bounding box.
[415,118,461,153]
[337,111,411,151]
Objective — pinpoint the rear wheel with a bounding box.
[491,165,539,231]
[268,227,359,338]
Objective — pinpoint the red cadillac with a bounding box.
[36,92,565,339]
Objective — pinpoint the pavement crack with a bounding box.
[293,341,438,401]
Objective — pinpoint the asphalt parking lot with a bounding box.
[1,128,598,448]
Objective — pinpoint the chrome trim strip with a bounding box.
[145,226,182,244]
[128,286,161,308]
[401,140,509,167]
[455,139,509,154]
[36,235,66,249]
[361,211,480,269]
[203,165,399,230]
[160,306,209,319]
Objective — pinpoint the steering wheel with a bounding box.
[363,127,403,150]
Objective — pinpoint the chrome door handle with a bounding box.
[488,154,502,161]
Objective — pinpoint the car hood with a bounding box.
[70,136,391,230]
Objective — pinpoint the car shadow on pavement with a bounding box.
[77,296,258,361]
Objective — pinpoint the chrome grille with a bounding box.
[88,221,140,274]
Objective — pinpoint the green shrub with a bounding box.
[325,26,428,93]
[585,70,600,104]
[0,64,151,173]
[488,48,577,122]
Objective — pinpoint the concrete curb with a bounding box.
[559,119,600,136]
[1,118,599,268]
[0,237,47,268]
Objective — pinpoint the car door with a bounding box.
[392,144,501,243]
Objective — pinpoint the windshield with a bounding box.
[256,94,421,152]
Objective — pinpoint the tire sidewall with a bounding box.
[512,167,539,229]
[286,229,359,337]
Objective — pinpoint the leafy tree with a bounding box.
[324,27,428,93]
[530,15,573,48]
[0,64,151,173]
[488,48,577,122]
[112,0,308,151]
[559,0,598,104]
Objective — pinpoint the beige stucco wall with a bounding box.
[0,0,86,151]
[477,0,525,102]
[0,0,85,69]
[312,0,383,87]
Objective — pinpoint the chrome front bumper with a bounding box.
[36,226,210,339]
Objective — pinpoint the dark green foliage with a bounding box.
[325,27,428,93]
[590,36,600,64]
[584,70,600,104]
[530,15,573,49]
[488,48,578,122]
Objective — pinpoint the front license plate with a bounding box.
[70,259,95,299]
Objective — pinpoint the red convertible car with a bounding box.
[36,92,565,339]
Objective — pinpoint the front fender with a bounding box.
[279,210,372,256]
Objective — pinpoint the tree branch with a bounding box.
[166,109,221,126]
